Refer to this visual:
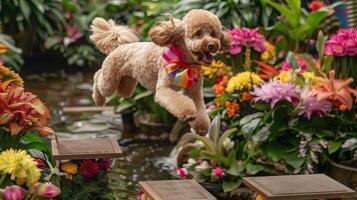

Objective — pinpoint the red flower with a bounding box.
[98,159,113,171]
[308,1,326,12]
[35,159,46,168]
[79,160,99,178]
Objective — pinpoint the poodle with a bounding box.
[90,9,231,135]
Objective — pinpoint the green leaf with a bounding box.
[19,0,31,21]
[316,31,325,60]
[252,126,270,142]
[217,128,237,156]
[227,161,244,176]
[246,163,264,175]
[240,118,261,138]
[328,140,342,154]
[263,0,299,27]
[286,0,301,15]
[222,179,242,192]
[284,151,304,169]
[208,115,221,145]
[239,112,264,126]
[306,10,328,37]
[133,90,153,101]
[251,102,270,111]
[190,133,216,153]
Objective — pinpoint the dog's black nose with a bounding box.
[208,43,215,51]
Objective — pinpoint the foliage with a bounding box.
[176,116,261,193]
[262,0,338,52]
[0,0,65,52]
[175,0,278,28]
[0,34,23,71]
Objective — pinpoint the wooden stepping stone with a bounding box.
[243,174,357,200]
[138,180,216,200]
[62,106,115,113]
[51,136,122,160]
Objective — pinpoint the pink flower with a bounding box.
[212,167,224,177]
[325,28,357,56]
[177,168,188,178]
[30,183,61,198]
[225,28,266,54]
[252,80,301,107]
[63,24,84,46]
[3,186,25,200]
[281,56,308,73]
[299,94,332,119]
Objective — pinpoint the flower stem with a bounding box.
[244,48,251,71]
[0,174,7,187]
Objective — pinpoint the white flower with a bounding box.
[182,158,196,168]
[195,161,210,172]
[193,140,204,148]
[223,138,235,152]
[342,138,357,149]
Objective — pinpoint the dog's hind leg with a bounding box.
[97,53,123,98]
[116,76,137,98]
[92,69,107,106]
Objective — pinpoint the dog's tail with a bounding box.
[90,18,139,55]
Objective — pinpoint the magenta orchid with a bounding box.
[299,94,332,119]
[226,28,266,54]
[324,28,357,56]
[177,168,188,178]
[212,167,224,177]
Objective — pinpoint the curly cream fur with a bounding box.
[91,9,231,135]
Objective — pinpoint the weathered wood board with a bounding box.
[243,174,357,200]
[52,137,122,160]
[139,180,216,200]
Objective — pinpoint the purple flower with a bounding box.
[226,28,266,54]
[299,95,331,119]
[251,80,301,107]
[324,28,357,56]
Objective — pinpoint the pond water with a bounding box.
[24,71,175,200]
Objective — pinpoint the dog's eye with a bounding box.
[211,32,217,37]
[195,31,202,37]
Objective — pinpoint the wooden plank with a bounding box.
[243,174,357,200]
[138,180,216,200]
[51,138,122,160]
[62,106,115,113]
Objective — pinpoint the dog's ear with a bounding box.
[149,14,184,47]
[220,31,231,51]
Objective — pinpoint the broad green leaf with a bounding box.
[252,126,270,142]
[263,0,299,27]
[240,118,261,138]
[246,163,264,175]
[239,112,264,126]
[222,179,242,192]
[328,140,342,154]
[286,0,301,15]
[306,10,328,37]
[227,161,244,176]
[284,151,304,169]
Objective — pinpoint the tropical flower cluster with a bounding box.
[324,28,357,56]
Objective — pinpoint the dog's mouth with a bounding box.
[191,51,215,65]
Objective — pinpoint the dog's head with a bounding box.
[149,9,231,65]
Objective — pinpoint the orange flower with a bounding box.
[225,101,239,118]
[212,76,230,97]
[339,104,348,111]
[242,92,253,101]
[0,43,8,54]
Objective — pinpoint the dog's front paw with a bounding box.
[190,113,210,136]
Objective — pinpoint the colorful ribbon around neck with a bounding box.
[162,46,201,89]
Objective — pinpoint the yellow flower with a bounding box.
[61,162,78,175]
[276,70,295,83]
[302,72,320,85]
[0,149,41,187]
[0,43,8,54]
[261,41,276,61]
[202,60,232,79]
[256,194,266,200]
[0,66,24,87]
[226,72,263,93]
